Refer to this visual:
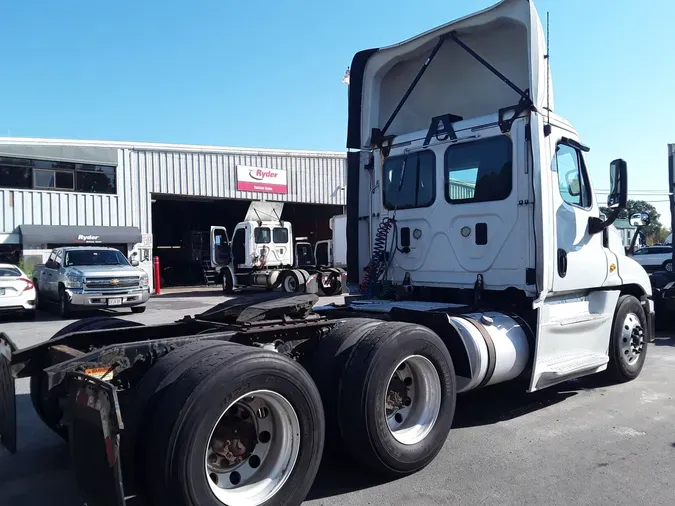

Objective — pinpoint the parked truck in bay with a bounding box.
[211,201,347,296]
[31,246,150,317]
[0,1,654,506]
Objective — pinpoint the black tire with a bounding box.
[337,321,456,476]
[33,281,43,310]
[664,260,673,272]
[30,317,143,439]
[58,286,71,318]
[222,268,234,294]
[130,305,146,314]
[301,318,384,450]
[320,274,342,296]
[122,340,237,495]
[142,344,325,506]
[281,270,301,293]
[603,294,648,383]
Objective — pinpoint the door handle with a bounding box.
[557,248,568,278]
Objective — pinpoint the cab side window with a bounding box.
[554,143,591,209]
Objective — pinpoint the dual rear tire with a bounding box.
[131,341,325,506]
[302,318,457,476]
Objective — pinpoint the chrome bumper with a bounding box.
[66,287,150,308]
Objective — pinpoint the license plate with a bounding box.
[0,288,4,296]
[107,298,122,306]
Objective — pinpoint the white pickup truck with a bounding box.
[32,246,150,317]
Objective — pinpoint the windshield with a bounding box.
[0,266,21,277]
[64,250,129,267]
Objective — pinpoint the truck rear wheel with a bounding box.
[30,317,143,439]
[301,318,384,450]
[337,322,456,476]
[281,270,302,293]
[141,344,325,506]
[603,294,648,383]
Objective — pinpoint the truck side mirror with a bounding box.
[607,159,627,209]
[629,212,650,227]
[131,258,140,267]
[589,159,628,235]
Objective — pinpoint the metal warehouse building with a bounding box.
[0,138,347,291]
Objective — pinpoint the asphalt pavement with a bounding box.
[1,289,674,506]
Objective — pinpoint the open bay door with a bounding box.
[210,226,231,268]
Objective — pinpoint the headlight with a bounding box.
[65,274,84,288]
[140,273,149,286]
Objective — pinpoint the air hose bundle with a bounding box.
[360,217,395,296]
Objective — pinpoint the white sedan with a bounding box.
[631,246,673,272]
[0,263,37,318]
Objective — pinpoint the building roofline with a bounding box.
[0,136,348,158]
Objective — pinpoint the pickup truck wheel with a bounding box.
[30,317,144,439]
[663,260,673,272]
[58,286,71,318]
[603,295,648,383]
[130,306,146,314]
[142,344,324,506]
[33,281,43,310]
[337,321,456,476]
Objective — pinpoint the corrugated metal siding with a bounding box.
[0,189,121,231]
[1,145,347,236]
[127,149,347,234]
[448,180,476,200]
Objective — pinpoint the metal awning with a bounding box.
[19,225,142,246]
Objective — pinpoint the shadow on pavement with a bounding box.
[308,378,584,501]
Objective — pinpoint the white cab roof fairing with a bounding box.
[348,0,551,149]
[244,201,284,222]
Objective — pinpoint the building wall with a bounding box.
[126,148,347,235]
[0,140,347,239]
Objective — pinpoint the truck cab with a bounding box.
[344,0,653,391]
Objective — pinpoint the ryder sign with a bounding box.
[236,165,288,194]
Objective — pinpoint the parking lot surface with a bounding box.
[1,290,675,506]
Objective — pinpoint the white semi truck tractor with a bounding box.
[0,1,654,506]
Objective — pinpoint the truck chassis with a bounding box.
[0,290,648,506]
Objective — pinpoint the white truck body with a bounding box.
[345,0,653,392]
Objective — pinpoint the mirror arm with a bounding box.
[627,226,643,255]
[589,207,622,235]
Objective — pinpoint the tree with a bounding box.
[599,200,665,241]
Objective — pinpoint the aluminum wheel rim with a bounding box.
[667,262,673,272]
[284,276,297,292]
[384,355,441,445]
[620,312,644,366]
[205,390,301,506]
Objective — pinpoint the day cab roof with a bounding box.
[347,0,550,149]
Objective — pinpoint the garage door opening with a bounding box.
[151,194,343,287]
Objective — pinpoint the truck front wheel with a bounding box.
[337,322,456,476]
[142,344,325,506]
[604,294,648,383]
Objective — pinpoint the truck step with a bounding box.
[539,352,609,377]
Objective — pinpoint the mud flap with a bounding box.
[0,333,17,454]
[67,373,126,506]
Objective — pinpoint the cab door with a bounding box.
[210,226,231,268]
[548,130,608,292]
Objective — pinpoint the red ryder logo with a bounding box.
[237,165,288,195]
[249,168,279,181]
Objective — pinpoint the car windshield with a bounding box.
[0,266,21,277]
[64,250,129,267]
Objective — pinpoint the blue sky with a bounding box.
[1,0,674,221]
